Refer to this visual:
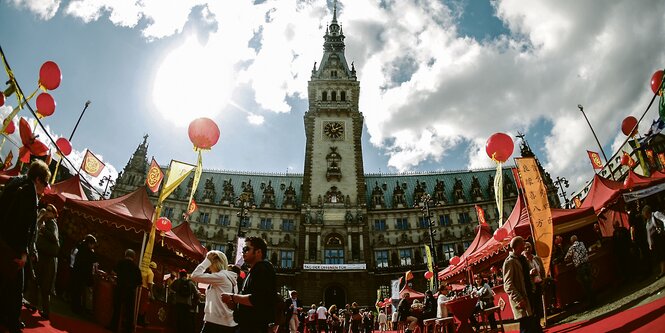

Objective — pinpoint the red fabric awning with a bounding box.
[399,285,425,300]
[42,174,89,210]
[580,174,624,212]
[170,220,207,260]
[438,223,494,280]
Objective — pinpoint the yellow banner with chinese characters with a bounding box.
[425,245,434,290]
[515,157,553,276]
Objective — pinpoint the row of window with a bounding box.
[321,90,347,102]
[372,210,506,231]
[374,243,469,268]
[205,242,296,269]
[163,206,297,231]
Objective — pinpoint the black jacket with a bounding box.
[0,176,38,257]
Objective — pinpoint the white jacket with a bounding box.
[191,258,238,327]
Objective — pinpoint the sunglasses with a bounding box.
[242,246,253,253]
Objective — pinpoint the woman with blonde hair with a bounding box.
[191,250,238,333]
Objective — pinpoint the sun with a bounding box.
[152,35,233,126]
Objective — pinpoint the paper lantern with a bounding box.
[449,256,461,266]
[620,154,630,166]
[155,217,172,232]
[485,132,514,163]
[621,116,638,136]
[424,271,434,280]
[2,118,15,134]
[188,117,220,150]
[493,228,508,241]
[36,93,56,117]
[56,137,72,156]
[624,176,634,189]
[39,61,62,90]
[651,70,664,95]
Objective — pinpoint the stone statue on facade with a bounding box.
[453,177,465,202]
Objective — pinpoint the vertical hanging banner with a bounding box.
[474,205,487,225]
[145,157,164,193]
[187,198,198,216]
[515,157,554,276]
[587,150,603,170]
[658,152,665,171]
[573,196,582,208]
[424,245,434,291]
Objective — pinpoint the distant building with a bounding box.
[112,5,558,306]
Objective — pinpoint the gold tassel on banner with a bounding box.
[494,162,504,227]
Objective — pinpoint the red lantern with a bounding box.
[620,154,630,166]
[493,228,508,241]
[449,256,461,266]
[155,217,172,232]
[490,266,497,273]
[0,92,4,107]
[485,132,514,163]
[56,137,72,156]
[2,118,15,134]
[188,117,220,150]
[239,271,247,279]
[621,116,638,136]
[39,61,62,90]
[651,70,664,95]
[36,93,56,117]
[424,271,434,280]
[624,176,634,189]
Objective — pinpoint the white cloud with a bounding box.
[246,113,265,126]
[9,0,60,20]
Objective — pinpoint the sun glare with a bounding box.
[152,35,233,126]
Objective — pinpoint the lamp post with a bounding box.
[99,175,114,199]
[554,176,569,208]
[419,193,438,290]
[229,192,254,260]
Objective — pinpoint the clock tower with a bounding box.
[301,1,368,269]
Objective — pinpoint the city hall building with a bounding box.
[112,8,558,306]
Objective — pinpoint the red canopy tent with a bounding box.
[42,174,89,210]
[399,284,425,300]
[580,174,624,212]
[64,187,204,262]
[438,223,493,280]
[170,220,207,260]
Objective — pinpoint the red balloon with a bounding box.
[39,61,62,90]
[621,116,638,136]
[155,217,172,232]
[486,132,514,163]
[2,118,15,134]
[424,271,434,280]
[56,137,72,156]
[624,176,634,189]
[651,70,664,95]
[36,93,56,117]
[188,117,220,149]
[493,228,508,241]
[239,271,246,279]
[449,256,461,266]
[0,92,4,107]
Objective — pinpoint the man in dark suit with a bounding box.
[285,290,303,333]
[0,160,51,333]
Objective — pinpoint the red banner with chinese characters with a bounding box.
[587,150,603,170]
[475,205,487,225]
[623,151,636,168]
[145,157,164,193]
[80,150,105,177]
[516,157,554,276]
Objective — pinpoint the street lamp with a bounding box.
[418,193,438,290]
[99,175,114,199]
[228,192,255,260]
[554,176,569,208]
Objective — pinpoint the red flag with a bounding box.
[622,151,636,168]
[646,150,655,167]
[587,150,603,170]
[658,153,665,171]
[405,270,413,281]
[474,205,487,225]
[573,196,582,208]
[511,167,522,190]
[145,157,164,193]
[2,150,13,170]
[187,198,198,215]
[80,150,105,177]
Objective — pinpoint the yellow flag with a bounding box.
[159,160,195,202]
[515,157,554,276]
[425,245,434,290]
[186,151,203,215]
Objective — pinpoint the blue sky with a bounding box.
[1,0,664,196]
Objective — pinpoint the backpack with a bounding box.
[177,279,192,298]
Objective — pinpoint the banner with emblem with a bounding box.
[80,150,105,177]
[587,150,603,170]
[425,245,434,290]
[658,152,665,171]
[622,151,636,168]
[145,157,164,193]
[573,196,582,208]
[187,198,198,216]
[515,157,554,276]
[474,205,487,225]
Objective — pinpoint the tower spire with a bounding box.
[332,0,338,24]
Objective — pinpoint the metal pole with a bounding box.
[69,100,91,141]
[578,105,610,164]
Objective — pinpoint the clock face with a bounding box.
[324,121,344,139]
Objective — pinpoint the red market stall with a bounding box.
[439,224,493,281]
[399,285,425,300]
[41,174,89,210]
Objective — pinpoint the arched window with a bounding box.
[340,91,346,101]
[331,91,337,101]
[322,91,328,101]
[324,234,344,264]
